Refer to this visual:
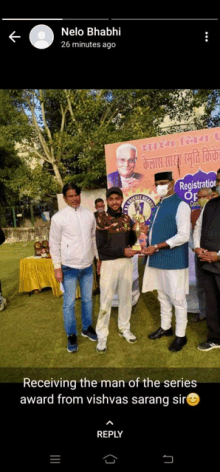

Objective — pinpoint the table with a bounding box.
[19,257,96,298]
[19,257,63,297]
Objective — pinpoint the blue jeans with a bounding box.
[62,264,93,336]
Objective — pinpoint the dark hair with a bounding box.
[62,183,81,197]
[217,169,220,173]
[211,186,216,191]
[95,198,104,205]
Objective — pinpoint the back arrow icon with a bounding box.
[9,31,21,43]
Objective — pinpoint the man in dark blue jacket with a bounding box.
[193,170,220,351]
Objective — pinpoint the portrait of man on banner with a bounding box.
[107,143,144,190]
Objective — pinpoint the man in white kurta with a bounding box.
[142,171,191,352]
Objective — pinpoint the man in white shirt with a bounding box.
[142,171,191,352]
[49,183,98,353]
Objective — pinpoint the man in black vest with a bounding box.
[142,171,191,352]
[193,169,220,350]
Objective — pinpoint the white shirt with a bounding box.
[49,205,98,270]
[142,194,190,299]
[193,207,205,249]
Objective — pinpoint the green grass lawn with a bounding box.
[0,242,219,382]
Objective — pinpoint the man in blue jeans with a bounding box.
[49,183,98,352]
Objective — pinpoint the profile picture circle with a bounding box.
[29,24,54,49]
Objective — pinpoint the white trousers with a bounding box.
[96,258,133,339]
[157,290,188,337]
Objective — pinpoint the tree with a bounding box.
[1,89,219,192]
[0,138,31,206]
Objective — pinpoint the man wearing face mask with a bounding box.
[191,188,212,230]
[190,187,212,323]
[94,198,105,294]
[210,186,219,199]
[94,198,105,219]
[193,169,220,351]
[142,171,191,352]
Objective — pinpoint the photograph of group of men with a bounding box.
[49,161,220,355]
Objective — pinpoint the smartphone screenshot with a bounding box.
[1,10,220,469]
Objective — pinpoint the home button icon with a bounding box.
[103,454,118,465]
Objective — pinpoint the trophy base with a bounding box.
[132,244,141,251]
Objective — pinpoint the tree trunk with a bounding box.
[52,162,63,188]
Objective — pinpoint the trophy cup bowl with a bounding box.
[131,202,145,251]
[132,221,142,251]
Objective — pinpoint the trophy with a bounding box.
[42,240,50,254]
[34,239,51,257]
[34,241,42,256]
[41,240,51,258]
[132,202,145,251]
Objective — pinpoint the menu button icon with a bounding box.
[50,455,61,464]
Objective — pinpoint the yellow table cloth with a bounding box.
[19,257,96,298]
[19,257,63,297]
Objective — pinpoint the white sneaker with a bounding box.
[0,297,7,311]
[96,337,107,353]
[118,330,137,343]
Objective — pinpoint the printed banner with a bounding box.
[105,127,220,221]
[105,127,220,294]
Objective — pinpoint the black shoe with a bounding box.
[148,327,173,340]
[169,336,187,352]
[81,325,98,341]
[67,334,78,353]
[198,340,220,351]
[93,288,100,295]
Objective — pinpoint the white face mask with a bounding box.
[156,183,170,197]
